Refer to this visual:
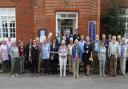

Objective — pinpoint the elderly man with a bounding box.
[117,35,122,74]
[72,39,81,78]
[120,37,128,75]
[91,35,100,74]
[108,36,119,77]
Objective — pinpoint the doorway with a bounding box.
[56,12,78,37]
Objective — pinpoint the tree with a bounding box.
[102,0,126,36]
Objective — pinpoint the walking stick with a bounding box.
[38,52,41,73]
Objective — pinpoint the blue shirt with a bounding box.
[79,40,85,53]
[42,43,50,59]
[121,45,125,57]
[94,41,99,52]
[72,45,81,63]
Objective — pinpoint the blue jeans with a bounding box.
[99,60,106,75]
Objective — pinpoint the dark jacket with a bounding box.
[50,43,59,60]
[31,45,39,61]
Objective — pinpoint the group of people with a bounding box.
[0,30,128,78]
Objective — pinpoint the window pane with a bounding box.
[13,34,15,37]
[10,28,13,32]
[6,33,8,37]
[3,33,5,37]
[13,28,15,32]
[5,23,7,27]
[13,23,15,27]
[3,28,5,32]
[10,23,12,27]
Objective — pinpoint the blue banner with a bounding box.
[88,21,96,42]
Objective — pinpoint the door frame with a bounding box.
[56,12,78,36]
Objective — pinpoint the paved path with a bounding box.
[0,73,128,89]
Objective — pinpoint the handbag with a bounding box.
[89,53,93,61]
[89,57,93,61]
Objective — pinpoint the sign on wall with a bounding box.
[39,29,46,43]
[88,21,96,42]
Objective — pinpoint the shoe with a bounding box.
[103,74,106,77]
[73,75,76,78]
[86,73,90,76]
[12,74,15,78]
[63,74,66,77]
[99,74,102,77]
[60,75,62,77]
[76,75,79,78]
[15,74,20,77]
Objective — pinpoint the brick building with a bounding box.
[0,0,100,43]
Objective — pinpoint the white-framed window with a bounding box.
[0,8,16,41]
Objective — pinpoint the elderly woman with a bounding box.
[31,39,39,75]
[84,36,92,76]
[42,38,50,75]
[58,40,68,77]
[50,38,59,74]
[10,41,20,77]
[120,38,128,75]
[72,39,81,78]
[68,38,74,74]
[0,40,9,73]
[19,42,25,73]
[98,42,107,77]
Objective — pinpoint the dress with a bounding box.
[84,43,92,65]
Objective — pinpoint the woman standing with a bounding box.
[0,40,9,73]
[120,38,127,75]
[19,42,25,73]
[58,40,68,77]
[84,36,92,76]
[26,38,32,72]
[68,38,74,74]
[10,41,20,77]
[50,39,59,74]
[72,39,81,78]
[42,38,50,75]
[31,39,39,75]
[98,42,106,77]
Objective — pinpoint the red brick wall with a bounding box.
[16,0,34,44]
[34,0,100,38]
[0,0,34,44]
[0,0,100,43]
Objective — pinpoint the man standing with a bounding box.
[72,39,81,78]
[79,35,86,62]
[91,35,100,74]
[73,29,81,41]
[108,36,119,77]
[117,35,122,74]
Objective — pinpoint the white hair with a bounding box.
[61,40,65,45]
[70,38,73,41]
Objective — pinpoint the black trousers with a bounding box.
[51,59,58,74]
[43,59,50,74]
[32,60,38,74]
[126,59,128,72]
[3,60,11,73]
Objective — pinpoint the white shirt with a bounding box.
[108,41,119,57]
[0,44,9,61]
